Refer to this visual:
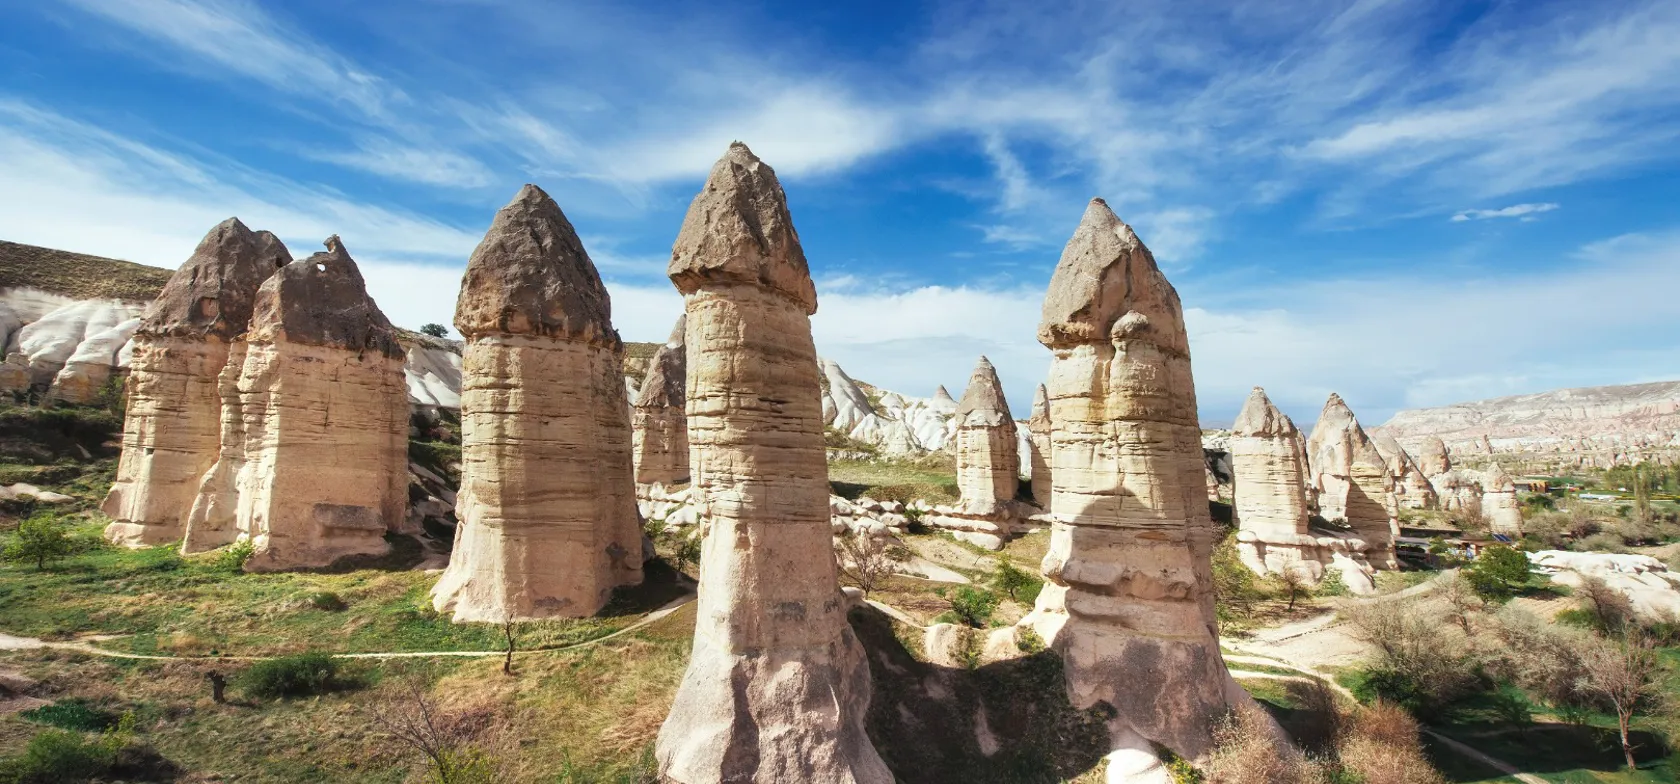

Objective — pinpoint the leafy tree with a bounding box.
[990,556,1037,601]
[949,587,999,628]
[2,513,73,570]
[419,323,450,338]
[1464,544,1531,604]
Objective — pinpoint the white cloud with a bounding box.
[1450,203,1560,222]
[307,140,494,189]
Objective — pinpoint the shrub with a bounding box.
[238,652,350,699]
[1015,626,1046,655]
[1212,537,1262,625]
[1202,702,1315,783]
[1344,602,1485,717]
[949,587,998,628]
[990,556,1041,602]
[419,323,450,338]
[1336,702,1444,784]
[952,627,983,670]
[18,700,120,732]
[0,714,138,784]
[2,513,73,570]
[1464,545,1531,604]
[1316,568,1349,597]
[217,540,254,573]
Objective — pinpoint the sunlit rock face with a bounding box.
[1370,431,1439,511]
[1230,386,1377,594]
[1480,462,1524,537]
[103,219,290,548]
[1027,384,1053,508]
[632,314,689,491]
[183,237,409,571]
[1306,394,1399,570]
[1021,198,1240,768]
[431,185,642,622]
[654,143,889,784]
[953,355,1020,514]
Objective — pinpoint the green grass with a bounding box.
[828,458,959,504]
[0,522,652,656]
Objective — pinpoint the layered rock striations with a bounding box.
[1027,384,1053,508]
[432,185,642,621]
[1419,437,1485,517]
[103,219,290,547]
[183,237,408,570]
[1306,394,1399,569]
[1370,431,1438,511]
[632,314,690,491]
[655,143,889,784]
[1230,387,1376,593]
[1021,199,1240,771]
[1480,462,1524,536]
[953,356,1019,511]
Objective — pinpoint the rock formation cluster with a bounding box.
[182,238,409,570]
[1370,431,1438,510]
[1306,394,1399,569]
[1021,199,1240,772]
[103,219,290,547]
[631,314,689,491]
[1418,436,1487,517]
[655,143,889,783]
[1026,384,1053,508]
[1480,462,1524,536]
[432,185,642,621]
[1229,387,1376,593]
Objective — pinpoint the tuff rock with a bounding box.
[1305,394,1399,569]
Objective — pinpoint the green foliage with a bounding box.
[1464,544,1532,604]
[989,556,1040,602]
[18,700,121,733]
[2,512,74,570]
[1160,747,1203,784]
[948,586,999,628]
[1015,626,1046,655]
[419,323,450,338]
[953,627,984,670]
[1212,536,1262,625]
[238,652,353,699]
[1315,567,1349,597]
[216,540,255,573]
[0,713,137,784]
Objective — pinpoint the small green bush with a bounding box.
[217,540,254,573]
[1015,626,1046,654]
[18,700,120,732]
[949,587,998,628]
[2,513,73,570]
[238,652,350,699]
[1316,568,1349,597]
[990,556,1041,602]
[0,714,135,784]
[1464,545,1532,604]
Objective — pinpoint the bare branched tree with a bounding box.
[1576,632,1664,770]
[834,530,898,598]
[501,614,520,676]
[364,678,493,784]
[1578,575,1635,634]
[1440,572,1479,634]
[1275,566,1310,611]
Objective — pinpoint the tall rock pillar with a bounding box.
[631,314,690,491]
[1022,199,1238,771]
[1371,431,1438,510]
[655,143,889,784]
[1481,463,1524,536]
[1306,394,1399,569]
[953,356,1019,514]
[186,238,408,571]
[1027,383,1053,508]
[432,185,642,621]
[103,219,290,547]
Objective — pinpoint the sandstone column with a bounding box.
[103,219,290,547]
[1306,394,1399,569]
[953,355,1019,514]
[1371,431,1438,510]
[1027,383,1053,508]
[1022,199,1238,768]
[431,184,642,621]
[190,237,409,571]
[655,143,889,784]
[632,314,689,491]
[1481,462,1524,536]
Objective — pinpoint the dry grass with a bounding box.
[0,240,172,301]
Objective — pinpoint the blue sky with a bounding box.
[2,0,1679,427]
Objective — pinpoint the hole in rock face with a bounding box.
[315,263,326,272]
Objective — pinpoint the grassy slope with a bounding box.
[0,240,172,302]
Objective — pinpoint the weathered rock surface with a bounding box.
[655,143,889,784]
[953,356,1019,514]
[45,316,140,404]
[104,219,291,547]
[1370,431,1438,511]
[1379,380,1680,469]
[1027,384,1052,508]
[1230,387,1376,593]
[1417,436,1452,477]
[1530,550,1680,621]
[432,185,642,621]
[1021,199,1238,766]
[4,298,146,390]
[183,237,409,571]
[1418,437,1485,517]
[820,359,958,455]
[1306,394,1398,569]
[1480,463,1524,536]
[633,314,689,489]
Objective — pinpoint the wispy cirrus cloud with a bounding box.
[1451,203,1560,223]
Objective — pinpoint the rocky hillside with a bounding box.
[1377,380,1680,468]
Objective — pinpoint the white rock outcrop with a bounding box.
[632,315,689,490]
[1022,198,1241,767]
[1530,551,1680,621]
[432,185,642,621]
[1026,384,1052,508]
[1480,462,1524,536]
[655,143,889,784]
[1306,394,1399,569]
[104,219,291,547]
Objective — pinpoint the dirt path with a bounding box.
[1421,729,1547,784]
[0,594,697,663]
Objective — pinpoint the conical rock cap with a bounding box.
[668,142,816,313]
[1232,387,1298,439]
[1039,198,1186,353]
[250,236,403,358]
[954,355,1012,418]
[141,217,292,340]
